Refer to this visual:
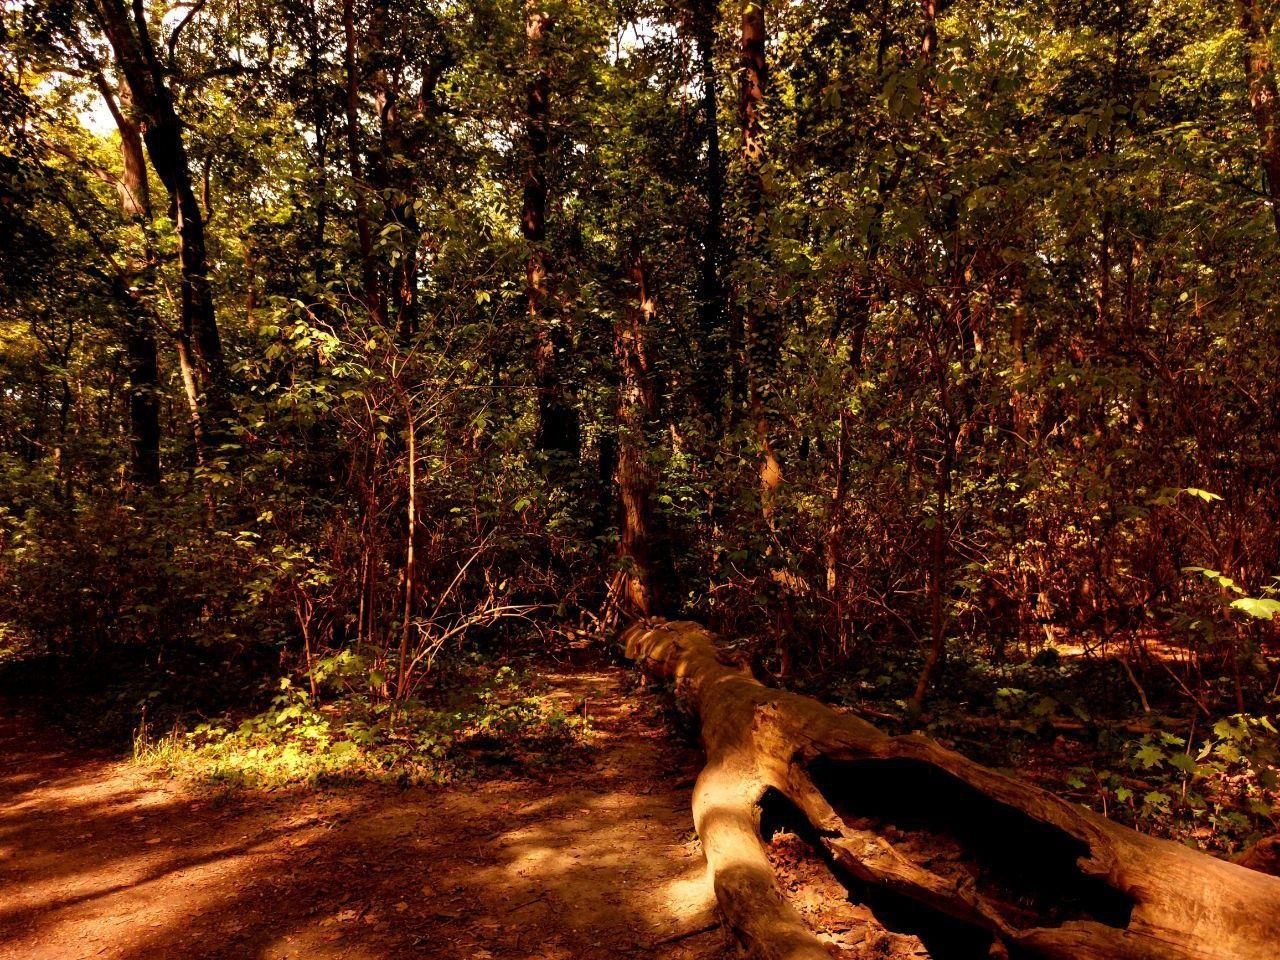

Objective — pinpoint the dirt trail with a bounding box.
[0,667,729,960]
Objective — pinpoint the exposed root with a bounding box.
[624,619,1280,960]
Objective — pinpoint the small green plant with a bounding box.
[1066,714,1279,852]
[134,666,589,788]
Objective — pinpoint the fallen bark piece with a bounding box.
[622,619,1280,960]
[1234,834,1280,877]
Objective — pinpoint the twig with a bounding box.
[505,894,545,913]
[1117,653,1153,714]
[645,920,719,949]
[1159,659,1213,718]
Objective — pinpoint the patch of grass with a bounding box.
[135,665,590,788]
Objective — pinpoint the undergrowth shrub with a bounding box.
[134,663,589,787]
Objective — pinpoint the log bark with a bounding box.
[1235,834,1280,876]
[623,619,1280,960]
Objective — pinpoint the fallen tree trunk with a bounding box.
[623,619,1280,960]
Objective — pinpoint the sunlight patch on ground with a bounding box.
[0,668,726,960]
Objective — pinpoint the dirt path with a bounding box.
[0,668,730,960]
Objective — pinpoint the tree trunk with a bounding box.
[522,2,580,469]
[1237,0,1280,238]
[365,0,422,341]
[112,85,149,220]
[101,80,162,487]
[342,0,384,323]
[920,0,938,75]
[122,301,161,487]
[624,619,1280,960]
[693,0,727,432]
[912,460,950,709]
[90,0,231,443]
[612,244,666,618]
[737,0,784,511]
[397,395,417,700]
[306,0,329,287]
[174,335,206,465]
[911,0,965,708]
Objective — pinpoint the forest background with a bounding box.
[2,0,1280,857]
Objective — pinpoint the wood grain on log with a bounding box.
[623,619,1280,960]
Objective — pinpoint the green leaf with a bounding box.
[330,740,359,759]
[1134,744,1165,768]
[1213,718,1240,739]
[1181,487,1222,503]
[1032,696,1058,718]
[1230,597,1280,620]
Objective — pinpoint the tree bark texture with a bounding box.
[693,0,727,431]
[612,245,666,617]
[90,0,231,440]
[737,0,783,507]
[100,81,162,486]
[522,3,580,468]
[1237,0,1280,238]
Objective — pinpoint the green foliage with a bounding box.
[1232,598,1280,621]
[1,0,1279,864]
[135,663,589,788]
[1064,715,1279,853]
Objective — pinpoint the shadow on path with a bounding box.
[0,668,728,960]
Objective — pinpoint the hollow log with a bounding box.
[623,619,1280,960]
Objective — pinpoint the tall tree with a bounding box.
[100,79,161,486]
[691,0,727,430]
[88,0,232,443]
[612,241,665,617]
[363,0,439,340]
[343,0,383,323]
[1237,0,1280,238]
[737,0,783,511]
[522,1,580,469]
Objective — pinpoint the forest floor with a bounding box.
[0,666,733,960]
[0,660,974,960]
[23,643,1276,960]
